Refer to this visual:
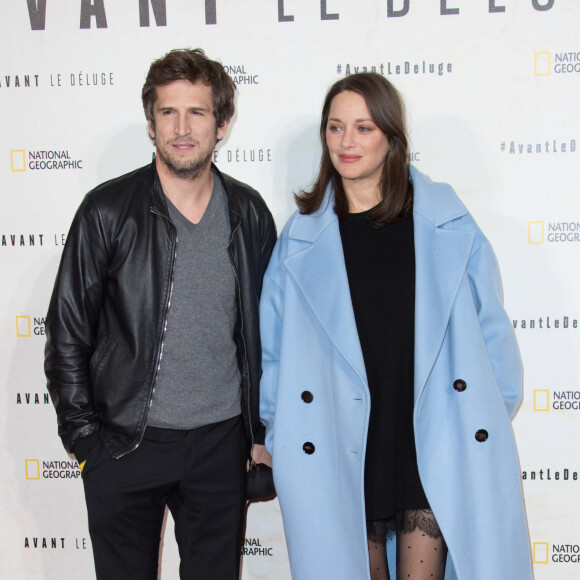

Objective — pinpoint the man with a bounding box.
[44,48,276,579]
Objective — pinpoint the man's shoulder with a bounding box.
[214,167,263,205]
[212,165,276,236]
[87,163,152,206]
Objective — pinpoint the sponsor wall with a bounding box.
[1,1,579,578]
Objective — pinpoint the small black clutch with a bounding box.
[246,463,276,501]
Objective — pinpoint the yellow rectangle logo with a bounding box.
[534,52,551,76]
[16,315,31,337]
[533,389,550,412]
[10,149,26,172]
[528,221,544,244]
[533,542,549,564]
[25,459,40,480]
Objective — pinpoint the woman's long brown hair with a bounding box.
[295,73,413,225]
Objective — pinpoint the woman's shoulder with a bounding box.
[411,166,467,218]
[410,165,489,249]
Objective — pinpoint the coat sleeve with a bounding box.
[466,239,523,418]
[259,240,286,455]
[44,195,108,453]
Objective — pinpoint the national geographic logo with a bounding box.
[533,542,580,564]
[25,458,81,481]
[214,147,272,164]
[512,315,578,330]
[15,316,45,337]
[533,389,580,412]
[528,221,580,244]
[10,149,83,171]
[10,150,26,172]
[241,537,274,557]
[522,468,579,482]
[338,61,453,78]
[223,65,259,86]
[499,139,575,155]
[534,52,551,76]
[535,51,580,76]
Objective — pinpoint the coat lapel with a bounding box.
[281,168,476,403]
[411,167,475,406]
[283,199,368,388]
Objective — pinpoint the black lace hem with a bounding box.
[367,509,443,542]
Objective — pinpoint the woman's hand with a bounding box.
[251,443,272,468]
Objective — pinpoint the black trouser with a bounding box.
[82,415,247,580]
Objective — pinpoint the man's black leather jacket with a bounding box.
[45,161,276,459]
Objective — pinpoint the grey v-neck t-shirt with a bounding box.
[147,176,241,429]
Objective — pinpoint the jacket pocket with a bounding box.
[90,334,116,371]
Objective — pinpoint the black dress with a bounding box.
[339,210,429,521]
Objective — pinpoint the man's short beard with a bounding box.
[155,147,213,181]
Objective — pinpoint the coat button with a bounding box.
[303,442,315,454]
[453,379,467,392]
[301,390,314,404]
[475,429,488,442]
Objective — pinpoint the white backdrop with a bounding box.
[1,1,579,578]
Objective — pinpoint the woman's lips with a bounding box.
[339,154,361,163]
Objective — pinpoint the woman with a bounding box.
[259,73,532,580]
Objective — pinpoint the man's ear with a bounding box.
[148,120,155,141]
[216,119,230,142]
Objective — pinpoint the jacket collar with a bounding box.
[410,166,474,405]
[285,200,368,388]
[410,165,467,226]
[287,165,469,242]
[211,162,242,232]
[149,160,170,219]
[148,160,242,233]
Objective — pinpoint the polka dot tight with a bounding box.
[367,510,447,580]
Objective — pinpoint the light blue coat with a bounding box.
[260,167,533,580]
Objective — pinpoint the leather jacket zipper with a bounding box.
[116,217,178,459]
